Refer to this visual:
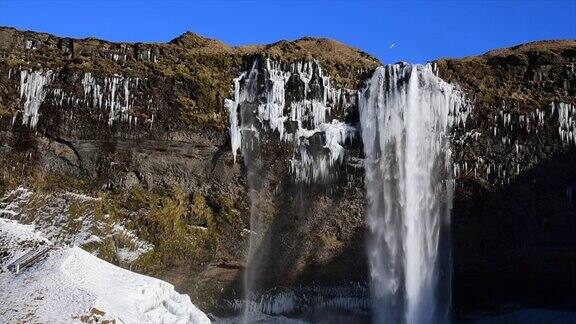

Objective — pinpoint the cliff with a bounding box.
[437,40,576,313]
[0,26,574,316]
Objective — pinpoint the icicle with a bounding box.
[225,72,247,162]
[19,69,54,128]
[558,102,576,145]
[226,59,356,183]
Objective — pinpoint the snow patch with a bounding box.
[0,188,153,263]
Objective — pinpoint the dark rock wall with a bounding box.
[0,27,376,310]
[437,41,576,313]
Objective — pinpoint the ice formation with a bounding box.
[82,72,135,125]
[226,72,246,162]
[19,69,54,128]
[225,284,369,321]
[557,102,575,145]
[16,69,141,128]
[449,98,573,187]
[226,59,356,183]
[359,63,462,324]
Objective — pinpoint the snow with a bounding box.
[0,218,50,269]
[0,187,32,218]
[112,223,154,263]
[0,218,210,324]
[0,188,153,264]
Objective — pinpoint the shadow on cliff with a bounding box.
[215,141,369,316]
[452,146,576,317]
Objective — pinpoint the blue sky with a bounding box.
[1,0,574,63]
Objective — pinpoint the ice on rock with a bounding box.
[557,102,576,145]
[19,69,54,128]
[17,70,140,128]
[227,58,356,182]
[81,72,135,125]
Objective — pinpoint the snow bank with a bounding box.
[0,218,210,324]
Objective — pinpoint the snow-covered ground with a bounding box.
[0,217,50,268]
[0,217,210,323]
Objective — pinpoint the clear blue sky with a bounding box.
[1,0,575,63]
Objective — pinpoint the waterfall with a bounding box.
[226,58,356,321]
[359,63,463,324]
[226,61,265,322]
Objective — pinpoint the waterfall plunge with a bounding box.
[359,63,463,324]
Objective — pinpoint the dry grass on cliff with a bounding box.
[484,40,576,57]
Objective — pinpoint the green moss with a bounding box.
[99,188,219,272]
[191,193,212,225]
[214,194,241,225]
[132,250,163,271]
[319,233,342,250]
[64,201,84,234]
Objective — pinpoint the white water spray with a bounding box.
[359,63,464,324]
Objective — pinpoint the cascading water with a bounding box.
[226,58,357,321]
[359,63,465,324]
[226,61,266,322]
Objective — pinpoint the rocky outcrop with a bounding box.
[0,26,575,316]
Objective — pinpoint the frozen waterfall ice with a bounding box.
[359,63,464,324]
[226,58,356,183]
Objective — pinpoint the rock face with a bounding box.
[0,26,574,316]
[437,41,576,314]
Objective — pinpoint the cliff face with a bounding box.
[0,26,378,310]
[0,26,575,315]
[437,41,576,313]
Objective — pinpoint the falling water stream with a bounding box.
[359,63,463,324]
[226,58,356,322]
[227,59,466,323]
